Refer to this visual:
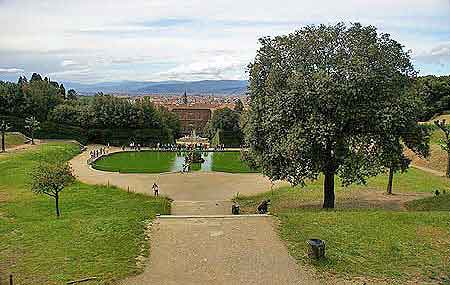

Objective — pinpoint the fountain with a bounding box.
[176,129,210,148]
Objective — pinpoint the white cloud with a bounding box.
[61,60,77,67]
[0,68,24,73]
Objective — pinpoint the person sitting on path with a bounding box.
[152,183,159,196]
[257,199,270,214]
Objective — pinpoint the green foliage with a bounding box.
[0,75,181,145]
[30,162,75,197]
[246,23,419,207]
[0,143,170,283]
[415,75,450,121]
[205,107,243,146]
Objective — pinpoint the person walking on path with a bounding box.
[152,183,159,196]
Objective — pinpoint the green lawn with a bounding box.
[280,210,450,284]
[237,169,450,284]
[93,151,177,173]
[93,151,257,174]
[0,143,170,284]
[211,151,257,173]
[237,168,449,213]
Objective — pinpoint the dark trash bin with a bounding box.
[307,239,325,259]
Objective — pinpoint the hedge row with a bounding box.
[1,116,174,146]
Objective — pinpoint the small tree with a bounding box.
[0,120,11,152]
[434,119,450,177]
[30,162,75,217]
[382,124,430,195]
[25,116,40,145]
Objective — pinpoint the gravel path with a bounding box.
[120,216,319,285]
[70,146,319,285]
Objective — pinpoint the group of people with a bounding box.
[122,142,142,151]
[214,144,226,151]
[156,143,178,151]
[89,147,109,161]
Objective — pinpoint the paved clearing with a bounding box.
[120,216,319,285]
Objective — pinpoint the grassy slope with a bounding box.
[4,132,26,149]
[211,151,257,173]
[406,129,448,174]
[237,170,450,284]
[407,194,450,211]
[0,143,170,284]
[238,168,449,213]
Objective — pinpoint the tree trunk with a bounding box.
[31,131,34,145]
[387,168,394,195]
[55,194,60,218]
[323,171,335,209]
[1,131,5,152]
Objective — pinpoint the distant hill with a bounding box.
[64,80,248,96]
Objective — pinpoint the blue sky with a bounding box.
[0,0,449,83]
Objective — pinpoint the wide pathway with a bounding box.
[70,146,318,285]
[120,216,319,285]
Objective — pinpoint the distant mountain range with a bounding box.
[64,80,249,96]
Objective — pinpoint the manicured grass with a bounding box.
[406,194,450,211]
[237,168,449,213]
[3,132,26,149]
[0,143,170,284]
[94,151,177,173]
[211,151,257,173]
[93,151,257,174]
[237,169,450,283]
[280,210,450,284]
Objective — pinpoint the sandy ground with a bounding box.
[120,216,319,285]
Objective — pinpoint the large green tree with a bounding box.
[245,23,419,208]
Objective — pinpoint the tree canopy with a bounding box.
[245,23,424,208]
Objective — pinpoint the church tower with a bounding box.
[183,90,188,105]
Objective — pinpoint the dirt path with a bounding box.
[120,216,319,285]
[412,164,447,177]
